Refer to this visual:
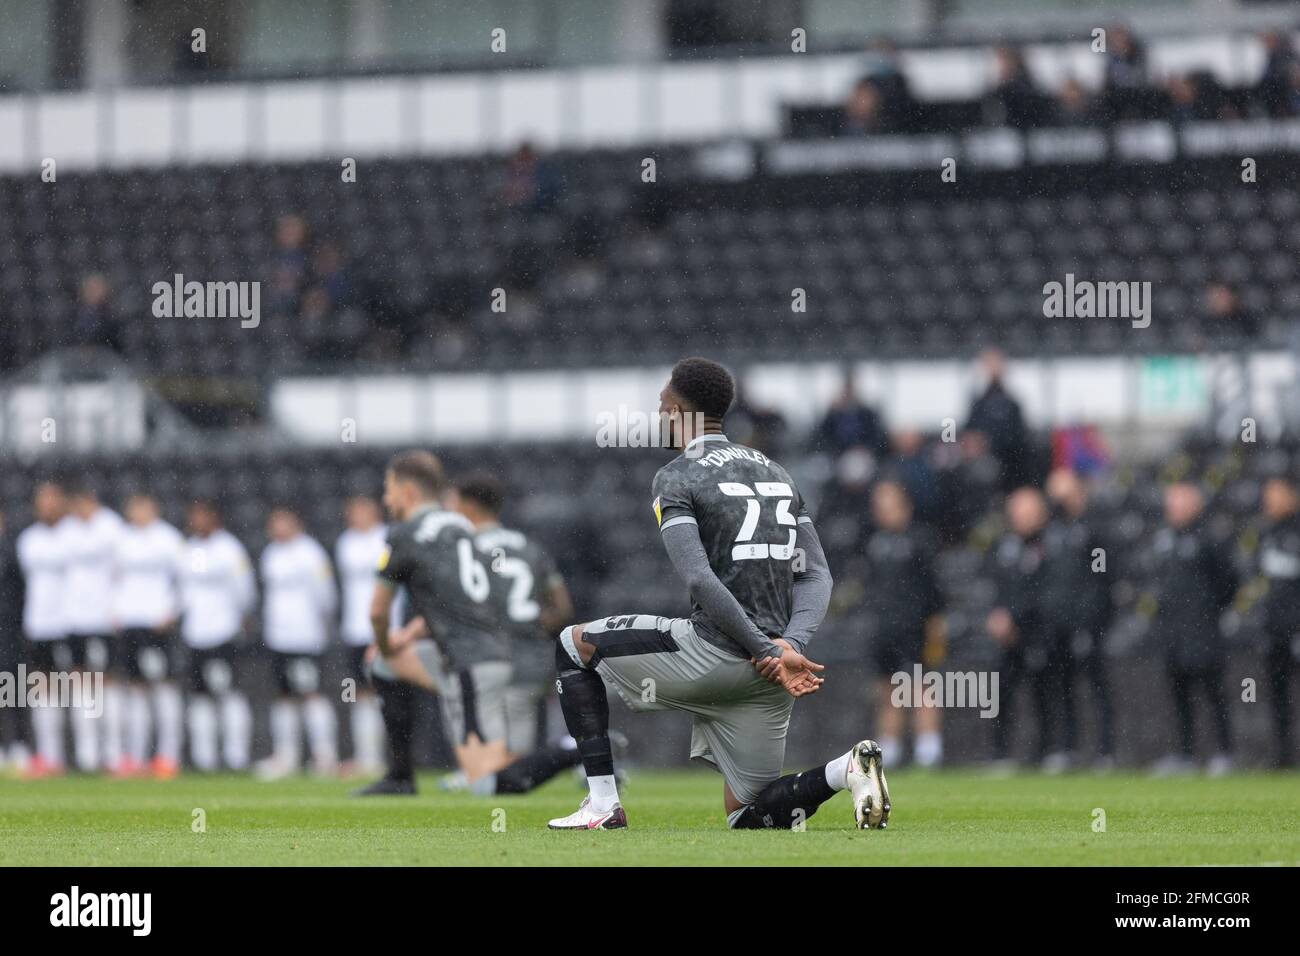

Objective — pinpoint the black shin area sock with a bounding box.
[730,766,837,829]
[494,745,584,794]
[374,675,416,782]
[555,640,614,778]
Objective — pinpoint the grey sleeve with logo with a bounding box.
[780,519,833,654]
[660,522,781,661]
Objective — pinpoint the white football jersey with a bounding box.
[179,529,257,649]
[16,521,67,641]
[62,507,124,636]
[335,524,387,647]
[113,519,185,629]
[261,534,337,654]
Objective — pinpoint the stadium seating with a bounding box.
[2,147,1295,382]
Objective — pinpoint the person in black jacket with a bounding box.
[983,46,1048,128]
[986,487,1050,766]
[1150,483,1237,774]
[965,350,1030,491]
[1042,469,1115,769]
[0,510,30,771]
[865,481,945,768]
[813,376,890,460]
[1256,475,1300,768]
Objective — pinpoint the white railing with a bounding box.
[267,351,1296,447]
[0,31,1276,173]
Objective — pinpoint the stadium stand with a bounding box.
[2,19,1298,775]
[2,149,1296,384]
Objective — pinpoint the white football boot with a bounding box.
[547,796,628,830]
[846,739,891,830]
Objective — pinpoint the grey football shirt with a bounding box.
[377,504,507,669]
[474,523,565,683]
[652,433,811,658]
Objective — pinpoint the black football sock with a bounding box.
[374,674,415,783]
[730,766,838,830]
[555,639,614,778]
[493,745,584,794]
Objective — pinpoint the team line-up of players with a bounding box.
[6,474,561,783]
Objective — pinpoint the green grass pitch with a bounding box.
[2,769,1298,866]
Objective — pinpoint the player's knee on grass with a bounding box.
[727,771,831,830]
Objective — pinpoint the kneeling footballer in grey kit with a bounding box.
[550,357,891,831]
[370,450,582,796]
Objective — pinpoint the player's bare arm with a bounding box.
[539,580,574,634]
[386,614,428,654]
[369,581,395,655]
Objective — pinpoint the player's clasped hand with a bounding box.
[752,638,825,697]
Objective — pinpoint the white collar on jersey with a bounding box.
[683,433,729,452]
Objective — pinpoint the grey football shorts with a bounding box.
[371,640,512,747]
[564,614,793,805]
[436,660,513,747]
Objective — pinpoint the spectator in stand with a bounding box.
[842,77,893,135]
[69,273,121,353]
[311,242,354,309]
[965,349,1030,491]
[1167,72,1232,124]
[297,243,368,363]
[1255,31,1298,117]
[890,429,940,525]
[813,376,890,460]
[1101,25,1151,121]
[984,46,1047,128]
[726,384,788,459]
[268,214,310,317]
[857,39,916,131]
[499,142,562,213]
[1053,78,1100,126]
[1203,281,1259,345]
[1286,60,1300,117]
[298,287,337,362]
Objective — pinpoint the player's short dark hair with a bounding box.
[66,479,100,500]
[669,357,735,420]
[188,497,222,518]
[456,471,506,515]
[387,450,445,498]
